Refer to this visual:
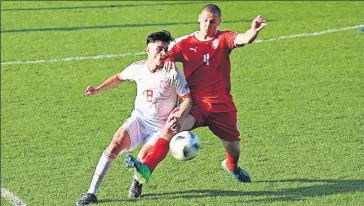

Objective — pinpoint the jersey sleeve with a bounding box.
[118,64,137,81]
[223,30,239,50]
[173,68,190,97]
[168,41,184,62]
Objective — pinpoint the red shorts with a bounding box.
[190,104,240,142]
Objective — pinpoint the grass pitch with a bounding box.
[1,1,364,205]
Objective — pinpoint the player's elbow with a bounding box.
[180,94,193,108]
[114,73,124,83]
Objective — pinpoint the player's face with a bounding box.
[146,41,170,67]
[198,10,221,37]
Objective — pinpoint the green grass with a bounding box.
[1,1,364,205]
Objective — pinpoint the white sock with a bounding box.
[87,152,113,195]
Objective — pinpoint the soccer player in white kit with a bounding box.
[76,30,192,205]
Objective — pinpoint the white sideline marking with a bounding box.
[1,185,27,206]
[254,24,364,43]
[1,24,363,66]
[1,52,146,65]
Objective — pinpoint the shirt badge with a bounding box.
[212,39,219,49]
[159,80,168,90]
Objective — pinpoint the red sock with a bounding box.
[142,138,170,172]
[226,152,239,172]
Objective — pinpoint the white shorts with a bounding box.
[119,114,163,153]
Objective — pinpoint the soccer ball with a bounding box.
[169,131,200,161]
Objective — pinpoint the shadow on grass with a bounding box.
[1,1,209,12]
[0,19,273,33]
[98,179,364,203]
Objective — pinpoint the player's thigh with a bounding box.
[109,127,131,150]
[189,104,205,128]
[207,112,240,142]
[118,116,148,152]
[180,114,197,131]
[136,132,160,160]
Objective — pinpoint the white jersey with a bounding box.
[118,60,190,129]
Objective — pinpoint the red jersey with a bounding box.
[169,30,238,112]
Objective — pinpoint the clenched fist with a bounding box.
[84,86,100,96]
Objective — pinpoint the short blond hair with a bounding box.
[200,4,221,17]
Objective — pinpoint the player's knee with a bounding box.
[110,129,130,149]
[180,114,196,131]
[137,146,152,161]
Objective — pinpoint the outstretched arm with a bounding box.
[234,15,267,47]
[84,73,124,96]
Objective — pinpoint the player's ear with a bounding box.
[145,46,149,53]
[197,14,201,23]
[217,18,221,26]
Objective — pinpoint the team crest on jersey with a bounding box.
[212,39,219,49]
[159,80,168,90]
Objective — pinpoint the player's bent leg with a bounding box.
[207,112,251,183]
[221,140,251,183]
[125,137,171,184]
[128,120,181,177]
[77,128,132,205]
[124,114,197,192]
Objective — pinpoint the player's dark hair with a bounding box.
[201,4,221,17]
[146,30,174,45]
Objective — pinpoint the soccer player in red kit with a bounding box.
[125,4,266,197]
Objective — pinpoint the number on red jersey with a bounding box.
[203,53,210,65]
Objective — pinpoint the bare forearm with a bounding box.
[96,74,123,92]
[234,28,259,46]
[177,97,193,121]
[235,15,266,46]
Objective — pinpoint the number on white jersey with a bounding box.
[146,90,153,102]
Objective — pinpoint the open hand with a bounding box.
[167,116,181,134]
[251,15,267,32]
